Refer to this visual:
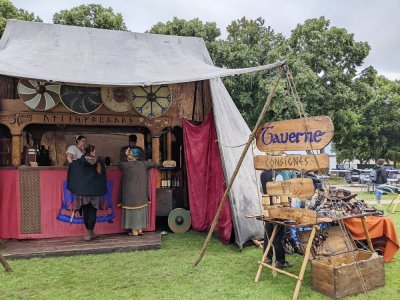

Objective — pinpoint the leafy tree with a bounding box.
[0,0,42,37]
[148,17,221,58]
[212,17,289,127]
[285,17,374,160]
[148,17,220,44]
[53,4,127,30]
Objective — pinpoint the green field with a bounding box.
[1,210,399,299]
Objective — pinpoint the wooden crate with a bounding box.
[311,250,384,299]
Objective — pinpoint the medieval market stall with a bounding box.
[0,20,285,254]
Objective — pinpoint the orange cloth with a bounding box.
[344,216,399,262]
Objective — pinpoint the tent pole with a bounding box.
[0,241,12,272]
[193,66,286,266]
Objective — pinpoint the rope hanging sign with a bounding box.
[255,116,334,152]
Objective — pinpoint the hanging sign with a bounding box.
[254,153,329,172]
[256,116,334,151]
[266,178,315,198]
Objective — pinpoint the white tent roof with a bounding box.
[0,20,285,86]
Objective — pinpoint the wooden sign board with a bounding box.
[266,178,315,198]
[256,116,334,151]
[264,207,317,224]
[254,153,329,172]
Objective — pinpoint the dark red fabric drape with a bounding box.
[0,168,156,239]
[183,113,232,243]
[0,170,20,238]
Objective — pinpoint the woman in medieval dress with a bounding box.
[118,148,156,236]
[67,144,107,241]
[66,135,87,163]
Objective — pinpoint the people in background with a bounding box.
[118,147,156,236]
[372,158,388,203]
[66,135,87,163]
[119,134,146,162]
[67,144,107,241]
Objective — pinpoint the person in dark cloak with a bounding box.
[118,147,156,236]
[67,144,107,241]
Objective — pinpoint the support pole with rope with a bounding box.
[193,65,286,266]
[0,240,12,272]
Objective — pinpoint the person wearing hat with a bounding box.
[119,134,146,162]
[118,147,157,236]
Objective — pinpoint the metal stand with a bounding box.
[387,194,400,214]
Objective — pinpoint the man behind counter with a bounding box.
[119,134,146,162]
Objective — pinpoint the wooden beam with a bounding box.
[11,134,21,166]
[167,131,172,160]
[151,136,160,164]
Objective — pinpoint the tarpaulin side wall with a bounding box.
[210,78,264,248]
[183,113,232,243]
[0,168,157,239]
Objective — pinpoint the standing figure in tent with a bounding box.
[67,144,107,241]
[119,134,146,162]
[260,169,293,269]
[118,147,156,236]
[66,135,87,163]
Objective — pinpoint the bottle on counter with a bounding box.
[161,172,166,189]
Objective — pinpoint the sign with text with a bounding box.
[266,178,315,198]
[256,116,334,151]
[254,153,329,172]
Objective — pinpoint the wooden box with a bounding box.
[311,250,385,299]
[156,188,184,216]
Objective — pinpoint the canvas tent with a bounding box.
[0,20,285,247]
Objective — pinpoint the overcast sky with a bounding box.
[10,0,400,80]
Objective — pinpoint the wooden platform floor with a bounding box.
[2,232,161,259]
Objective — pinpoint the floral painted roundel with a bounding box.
[131,85,172,118]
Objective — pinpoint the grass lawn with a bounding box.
[1,211,399,299]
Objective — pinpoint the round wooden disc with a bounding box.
[60,85,102,114]
[131,85,172,118]
[101,87,132,112]
[18,79,61,111]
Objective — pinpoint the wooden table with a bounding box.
[251,214,376,300]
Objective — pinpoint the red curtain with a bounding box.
[183,113,232,243]
[0,168,156,239]
[0,170,20,238]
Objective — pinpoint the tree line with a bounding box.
[1,1,400,166]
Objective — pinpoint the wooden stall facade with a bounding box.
[0,76,213,167]
[0,75,213,239]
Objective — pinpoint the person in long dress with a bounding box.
[118,148,156,236]
[67,144,107,241]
